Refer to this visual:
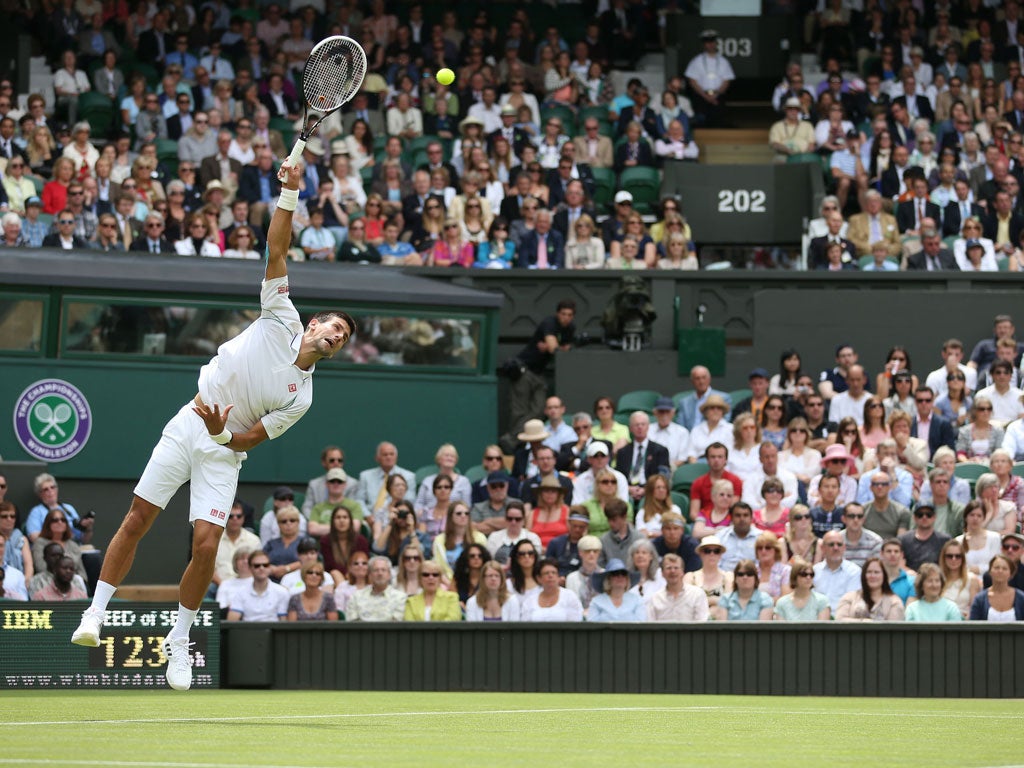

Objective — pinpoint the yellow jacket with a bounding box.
[403,590,462,621]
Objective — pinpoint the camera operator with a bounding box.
[499,299,577,454]
[372,499,430,565]
[25,473,94,546]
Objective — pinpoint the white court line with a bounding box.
[6,705,1021,728]
[0,761,321,768]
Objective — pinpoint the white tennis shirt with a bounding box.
[198,276,314,441]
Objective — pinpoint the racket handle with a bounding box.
[286,138,307,169]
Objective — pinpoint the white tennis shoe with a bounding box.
[71,607,105,647]
[161,636,194,691]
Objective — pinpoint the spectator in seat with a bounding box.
[847,189,901,258]
[676,365,732,432]
[769,97,816,162]
[906,228,959,270]
[517,208,564,269]
[897,176,942,236]
[828,130,868,212]
[573,116,614,169]
[655,118,699,162]
[808,209,855,269]
[614,120,654,173]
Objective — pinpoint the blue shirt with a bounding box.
[718,589,773,620]
[26,502,85,542]
[861,260,899,271]
[855,466,914,508]
[588,591,646,621]
[889,569,916,604]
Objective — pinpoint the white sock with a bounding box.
[169,603,198,641]
[89,581,117,614]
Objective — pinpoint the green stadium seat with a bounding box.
[155,138,179,162]
[671,463,706,494]
[579,105,613,125]
[786,153,820,165]
[615,390,662,421]
[1012,463,1024,478]
[953,463,988,483]
[728,389,752,405]
[414,464,436,488]
[540,105,576,133]
[619,165,661,208]
[857,255,899,269]
[464,464,488,484]
[261,491,306,514]
[997,257,1010,272]
[591,166,616,207]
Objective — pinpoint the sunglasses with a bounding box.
[701,548,724,555]
[791,514,809,521]
[403,555,422,561]
[736,572,756,577]
[914,511,935,518]
[506,516,524,522]
[252,562,271,569]
[798,571,815,577]
[945,553,964,559]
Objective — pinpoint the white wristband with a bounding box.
[277,188,299,211]
[211,429,232,445]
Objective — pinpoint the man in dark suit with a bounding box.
[165,94,193,141]
[943,180,986,236]
[808,211,855,270]
[880,144,912,199]
[42,212,90,249]
[517,210,565,268]
[982,190,1024,246]
[488,104,531,157]
[499,172,534,221]
[906,229,959,270]
[615,411,671,506]
[896,177,943,233]
[614,124,654,172]
[137,11,173,69]
[260,73,298,120]
[911,387,957,457]
[237,148,282,204]
[128,212,174,253]
[552,180,596,242]
[886,98,918,149]
[616,87,660,139]
[415,140,459,188]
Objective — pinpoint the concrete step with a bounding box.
[694,127,774,164]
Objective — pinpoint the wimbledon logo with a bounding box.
[13,379,93,462]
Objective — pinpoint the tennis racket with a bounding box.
[283,35,367,172]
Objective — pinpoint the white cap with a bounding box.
[614,191,633,204]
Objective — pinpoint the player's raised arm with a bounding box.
[266,159,304,281]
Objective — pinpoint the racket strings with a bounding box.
[303,42,366,112]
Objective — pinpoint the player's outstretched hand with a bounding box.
[277,157,303,188]
[192,401,234,436]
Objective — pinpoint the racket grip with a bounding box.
[286,138,307,169]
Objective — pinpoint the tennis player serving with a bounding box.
[72,159,355,691]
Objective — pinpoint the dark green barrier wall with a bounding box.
[222,623,1023,698]
[0,358,497,481]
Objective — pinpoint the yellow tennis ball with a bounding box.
[436,68,455,86]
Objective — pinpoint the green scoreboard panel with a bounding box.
[0,602,220,688]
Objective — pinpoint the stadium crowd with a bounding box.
[4,312,1024,621]
[780,0,1024,270]
[0,0,707,269]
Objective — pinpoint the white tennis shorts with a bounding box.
[135,402,246,527]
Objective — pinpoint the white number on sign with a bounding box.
[717,189,767,213]
[720,38,752,57]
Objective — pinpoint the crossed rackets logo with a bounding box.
[34,401,74,439]
[14,378,93,462]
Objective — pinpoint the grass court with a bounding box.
[3,690,1021,767]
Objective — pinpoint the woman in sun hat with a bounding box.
[586,558,645,621]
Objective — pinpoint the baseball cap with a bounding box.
[587,442,610,458]
[273,485,295,500]
[325,467,348,482]
[614,191,633,204]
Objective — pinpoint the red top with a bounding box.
[690,471,743,514]
[529,505,569,548]
[319,534,370,577]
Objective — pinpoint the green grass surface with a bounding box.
[4,690,1021,767]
